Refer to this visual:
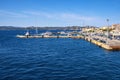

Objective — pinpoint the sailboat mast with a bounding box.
[36,27,38,35]
[26,27,29,33]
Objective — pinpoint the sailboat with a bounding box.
[16,27,42,38]
[16,30,31,38]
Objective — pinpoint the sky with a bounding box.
[0,0,120,27]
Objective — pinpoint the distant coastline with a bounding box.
[0,26,97,30]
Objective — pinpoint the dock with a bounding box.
[16,33,120,51]
[16,35,77,38]
[74,35,120,51]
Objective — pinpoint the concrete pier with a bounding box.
[17,34,120,51]
[72,35,120,50]
[16,35,75,38]
[82,36,120,50]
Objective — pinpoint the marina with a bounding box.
[16,28,120,51]
[1,0,120,80]
[1,30,120,80]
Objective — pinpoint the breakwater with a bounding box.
[16,31,120,51]
[74,35,120,51]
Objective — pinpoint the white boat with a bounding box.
[16,27,42,38]
[16,34,42,38]
[41,31,52,37]
[16,35,28,38]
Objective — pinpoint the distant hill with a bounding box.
[0,26,24,30]
[0,26,97,30]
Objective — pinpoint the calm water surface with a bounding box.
[0,30,120,80]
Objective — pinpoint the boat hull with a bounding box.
[16,35,42,38]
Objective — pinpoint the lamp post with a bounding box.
[106,19,109,44]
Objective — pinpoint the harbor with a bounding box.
[16,32,120,51]
[1,0,120,80]
[2,30,120,80]
[75,24,120,51]
[16,24,120,51]
[79,35,120,51]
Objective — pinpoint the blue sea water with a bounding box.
[0,30,120,80]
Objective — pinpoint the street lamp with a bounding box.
[106,19,109,44]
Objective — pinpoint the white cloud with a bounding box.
[23,11,96,22]
[0,10,103,26]
[0,10,28,18]
[59,13,95,21]
[24,11,102,26]
[23,11,53,18]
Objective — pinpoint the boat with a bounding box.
[16,27,42,38]
[16,29,78,38]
